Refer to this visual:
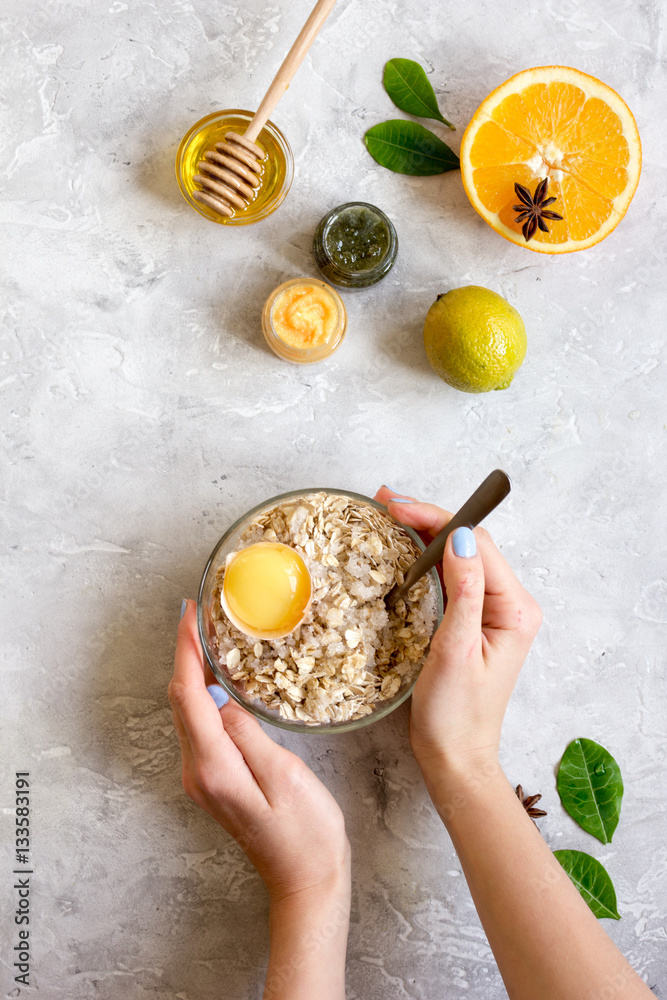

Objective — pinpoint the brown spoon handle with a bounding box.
[385,469,512,609]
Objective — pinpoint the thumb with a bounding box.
[438,527,485,648]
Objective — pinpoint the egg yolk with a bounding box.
[271,283,338,349]
[223,543,311,635]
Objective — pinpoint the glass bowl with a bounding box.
[197,488,444,734]
[176,109,294,226]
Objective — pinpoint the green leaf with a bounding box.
[557,738,623,844]
[383,58,455,130]
[364,120,459,176]
[554,850,620,920]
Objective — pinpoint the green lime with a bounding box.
[423,285,527,393]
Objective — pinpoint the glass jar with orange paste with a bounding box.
[261,278,347,363]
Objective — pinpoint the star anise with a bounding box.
[513,178,563,242]
[515,784,547,824]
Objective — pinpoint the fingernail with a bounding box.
[389,497,415,504]
[452,526,476,558]
[180,598,187,619]
[207,684,229,709]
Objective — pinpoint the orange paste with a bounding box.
[271,283,338,349]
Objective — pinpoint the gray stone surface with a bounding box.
[1,0,666,997]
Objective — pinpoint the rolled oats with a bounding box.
[210,492,438,725]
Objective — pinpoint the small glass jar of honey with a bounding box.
[176,109,294,225]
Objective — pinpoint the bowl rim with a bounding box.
[197,488,444,735]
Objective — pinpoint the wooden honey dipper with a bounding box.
[193,0,338,219]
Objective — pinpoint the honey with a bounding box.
[222,542,311,639]
[176,110,293,226]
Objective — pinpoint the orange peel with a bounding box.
[460,66,642,253]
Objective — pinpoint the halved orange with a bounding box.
[460,66,641,253]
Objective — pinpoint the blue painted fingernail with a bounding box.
[207,684,229,709]
[389,497,415,504]
[452,526,476,558]
[180,599,187,619]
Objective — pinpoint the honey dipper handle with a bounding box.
[244,0,338,143]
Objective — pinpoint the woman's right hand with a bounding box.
[375,488,542,775]
[377,490,653,1000]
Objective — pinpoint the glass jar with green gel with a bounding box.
[313,202,398,288]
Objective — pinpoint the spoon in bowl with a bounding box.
[384,469,512,609]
